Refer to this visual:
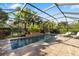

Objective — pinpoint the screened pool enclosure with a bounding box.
[1,3,79,50]
[1,3,79,34]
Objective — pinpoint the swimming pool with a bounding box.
[10,34,54,50]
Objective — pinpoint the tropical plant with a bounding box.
[57,21,68,33]
[42,20,56,32]
[0,8,8,27]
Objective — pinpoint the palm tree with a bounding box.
[13,7,38,35]
[41,20,56,32]
[58,21,69,33]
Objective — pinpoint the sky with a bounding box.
[0,3,79,23]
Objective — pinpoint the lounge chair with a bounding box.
[71,32,79,39]
[63,32,72,37]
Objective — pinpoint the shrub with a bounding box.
[50,29,60,34]
[28,25,40,32]
[0,28,11,39]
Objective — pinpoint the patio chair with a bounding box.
[63,32,72,37]
[71,32,79,39]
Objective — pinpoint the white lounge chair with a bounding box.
[63,32,72,37]
[71,32,79,38]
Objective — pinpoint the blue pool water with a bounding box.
[10,34,53,50]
